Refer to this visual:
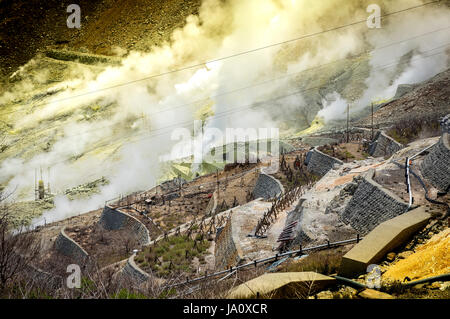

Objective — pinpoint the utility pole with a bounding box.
[371,102,374,140]
[346,104,350,143]
[47,167,51,194]
[34,168,37,201]
[216,169,219,200]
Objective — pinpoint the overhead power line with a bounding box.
[3,24,449,137]
[0,0,442,116]
[28,43,450,170]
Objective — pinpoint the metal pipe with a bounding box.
[402,142,436,211]
[162,236,363,289]
[409,143,435,160]
[403,273,450,286]
[332,275,366,289]
[392,160,449,214]
[406,156,413,209]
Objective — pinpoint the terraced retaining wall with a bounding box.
[368,131,404,158]
[441,114,450,133]
[340,170,409,235]
[305,148,343,176]
[54,227,89,263]
[214,215,243,270]
[99,206,150,245]
[252,172,284,200]
[121,254,150,284]
[421,133,450,192]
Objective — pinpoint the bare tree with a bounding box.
[123,237,137,255]
[0,193,40,293]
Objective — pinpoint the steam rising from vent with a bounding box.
[0,0,449,225]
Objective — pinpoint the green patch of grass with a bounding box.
[158,288,177,299]
[112,288,147,299]
[136,235,210,277]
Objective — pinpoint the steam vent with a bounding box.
[0,0,449,306]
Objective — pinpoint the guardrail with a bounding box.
[161,236,362,290]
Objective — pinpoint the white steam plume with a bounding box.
[0,0,448,225]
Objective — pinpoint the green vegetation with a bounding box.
[135,235,210,277]
[112,288,147,299]
[318,143,370,162]
[319,145,355,161]
[158,288,177,299]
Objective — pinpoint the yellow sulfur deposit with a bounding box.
[296,116,325,136]
[382,228,450,282]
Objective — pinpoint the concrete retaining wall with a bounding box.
[214,215,243,270]
[305,148,343,176]
[121,254,150,284]
[421,133,450,192]
[339,206,430,278]
[99,206,150,245]
[252,172,284,200]
[340,170,409,235]
[54,227,89,263]
[440,114,450,134]
[368,131,404,158]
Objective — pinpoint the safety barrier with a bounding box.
[161,236,362,290]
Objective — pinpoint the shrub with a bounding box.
[280,249,345,275]
[135,235,211,277]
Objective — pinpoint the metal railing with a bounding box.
[161,236,362,290]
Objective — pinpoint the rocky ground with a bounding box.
[66,222,136,267]
[288,157,384,246]
[0,0,202,82]
[1,0,449,300]
[357,68,450,129]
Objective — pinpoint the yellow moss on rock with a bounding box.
[383,228,450,282]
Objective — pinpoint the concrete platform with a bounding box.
[339,207,431,278]
[227,272,336,299]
